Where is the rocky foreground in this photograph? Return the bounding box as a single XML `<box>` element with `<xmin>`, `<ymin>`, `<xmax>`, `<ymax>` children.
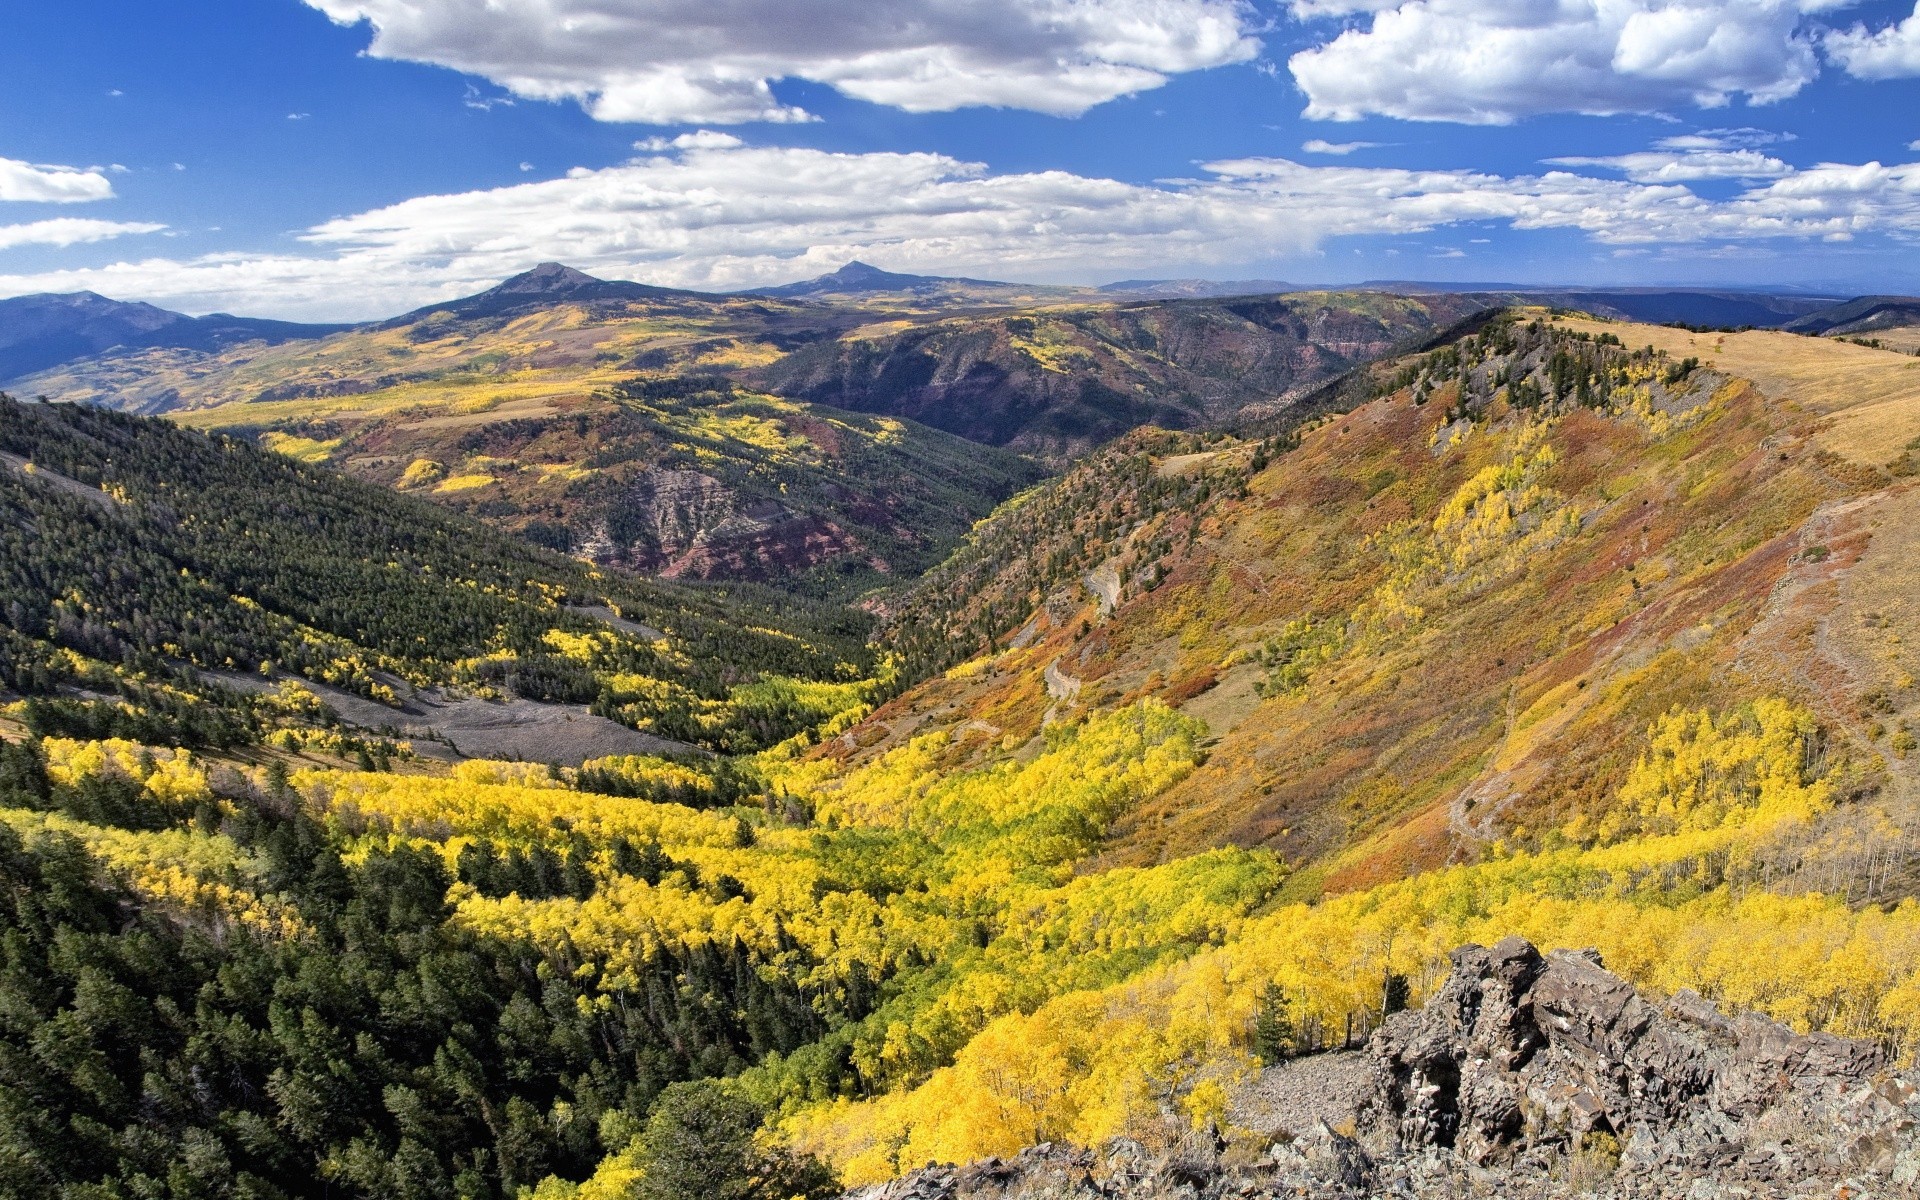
<box><xmin>844</xmin><ymin>938</ymin><xmax>1920</xmax><ymax>1199</ymax></box>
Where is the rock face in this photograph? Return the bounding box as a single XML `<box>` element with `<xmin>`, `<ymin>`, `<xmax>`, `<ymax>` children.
<box><xmin>841</xmin><ymin>938</ymin><xmax>1920</xmax><ymax>1200</ymax></box>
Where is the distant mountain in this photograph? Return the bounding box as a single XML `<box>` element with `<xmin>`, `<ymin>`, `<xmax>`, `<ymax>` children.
<box><xmin>0</xmin><ymin>292</ymin><xmax>347</xmax><ymax>384</ymax></box>
<box><xmin>1098</xmin><ymin>278</ymin><xmax>1297</xmax><ymax>300</ymax></box>
<box><xmin>1349</xmin><ymin>283</ymin><xmax>1843</xmax><ymax>329</ymax></box>
<box><xmin>379</xmin><ymin>262</ymin><xmax>708</xmax><ymax>328</ymax></box>
<box><xmin>1782</xmin><ymin>294</ymin><xmax>1920</xmax><ymax>336</ymax></box>
<box><xmin>751</xmin><ymin>260</ymin><xmax>1096</xmax><ymax>309</ymax></box>
<box><xmin>755</xmin><ymin>261</ymin><xmax>983</xmax><ymax>298</ymax></box>
<box><xmin>1516</xmin><ymin>288</ymin><xmax>1841</xmax><ymax>329</ymax></box>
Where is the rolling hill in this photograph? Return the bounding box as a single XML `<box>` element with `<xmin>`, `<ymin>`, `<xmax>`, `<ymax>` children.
<box><xmin>753</xmin><ymin>290</ymin><xmax>1490</xmax><ymax>459</ymax></box>
<box><xmin>3</xmin><ymin>268</ymin><xmax>1047</xmax><ymax>597</ymax></box>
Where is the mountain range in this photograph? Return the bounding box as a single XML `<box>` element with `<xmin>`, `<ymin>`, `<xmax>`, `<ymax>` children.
<box><xmin>5</xmin><ymin>264</ymin><xmax>1915</xmax><ymax>600</ymax></box>
<box><xmin>0</xmin><ymin>290</ymin><xmax>348</xmax><ymax>382</ymax></box>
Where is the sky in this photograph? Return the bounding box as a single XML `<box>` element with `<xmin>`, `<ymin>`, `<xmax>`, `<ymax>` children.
<box><xmin>3</xmin><ymin>0</ymin><xmax>1920</xmax><ymax>320</ymax></box>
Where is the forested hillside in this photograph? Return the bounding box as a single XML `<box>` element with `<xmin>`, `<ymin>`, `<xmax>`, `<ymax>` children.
<box><xmin>7</xmin><ymin>307</ymin><xmax>1920</xmax><ymax>1200</ymax></box>
<box><xmin>0</xmin><ymin>396</ymin><xmax>868</xmax><ymax>754</ymax></box>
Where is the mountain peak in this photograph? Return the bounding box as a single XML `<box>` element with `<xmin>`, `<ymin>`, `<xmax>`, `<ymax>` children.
<box><xmin>825</xmin><ymin>261</ymin><xmax>897</xmax><ymax>282</ymax></box>
<box><xmin>492</xmin><ymin>262</ymin><xmax>606</xmax><ymax>295</ymax></box>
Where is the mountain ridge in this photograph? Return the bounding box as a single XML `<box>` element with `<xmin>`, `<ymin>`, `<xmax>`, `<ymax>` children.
<box><xmin>0</xmin><ymin>290</ymin><xmax>349</xmax><ymax>382</ymax></box>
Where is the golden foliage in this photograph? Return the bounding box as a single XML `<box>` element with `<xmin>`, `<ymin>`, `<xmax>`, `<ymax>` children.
<box><xmin>789</xmin><ymin>698</ymin><xmax>1920</xmax><ymax>1184</ymax></box>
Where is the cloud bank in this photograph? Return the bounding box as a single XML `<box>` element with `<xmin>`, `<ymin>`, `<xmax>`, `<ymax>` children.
<box><xmin>1287</xmin><ymin>0</ymin><xmax>1853</xmax><ymax>124</ymax></box>
<box><xmin>6</xmin><ymin>138</ymin><xmax>1920</xmax><ymax>321</ymax></box>
<box><xmin>302</xmin><ymin>0</ymin><xmax>1259</xmax><ymax>123</ymax></box>
<box><xmin>0</xmin><ymin>219</ymin><xmax>165</xmax><ymax>251</ymax></box>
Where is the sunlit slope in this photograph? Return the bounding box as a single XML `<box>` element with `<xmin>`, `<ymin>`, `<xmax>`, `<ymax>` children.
<box><xmin>17</xmin><ymin>292</ymin><xmax>856</xmax><ymax>422</ymax></box>
<box><xmin>841</xmin><ymin>311</ymin><xmax>1920</xmax><ymax>895</ymax></box>
<box><xmin>256</xmin><ymin>381</ymin><xmax>1043</xmax><ymax>597</ymax></box>
<box><xmin>11</xmin><ymin>279</ymin><xmax>1041</xmax><ymax>596</ymax></box>
<box><xmin>1556</xmin><ymin>315</ymin><xmax>1920</xmax><ymax>466</ymax></box>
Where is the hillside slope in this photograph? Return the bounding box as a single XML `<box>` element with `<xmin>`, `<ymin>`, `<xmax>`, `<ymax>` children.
<box><xmin>286</xmin><ymin>377</ymin><xmax>1045</xmax><ymax>596</ymax></box>
<box><xmin>752</xmin><ymin>292</ymin><xmax>1487</xmax><ymax>460</ymax></box>
<box><xmin>844</xmin><ymin>310</ymin><xmax>1920</xmax><ymax>893</ymax></box>
<box><xmin>0</xmin><ymin>396</ymin><xmax>868</xmax><ymax>756</ymax></box>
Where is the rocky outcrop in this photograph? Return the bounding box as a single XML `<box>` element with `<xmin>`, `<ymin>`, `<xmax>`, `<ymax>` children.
<box><xmin>841</xmin><ymin>938</ymin><xmax>1920</xmax><ymax>1200</ymax></box>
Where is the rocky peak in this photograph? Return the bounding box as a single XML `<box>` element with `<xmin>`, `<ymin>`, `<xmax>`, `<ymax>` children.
<box><xmin>842</xmin><ymin>938</ymin><xmax>1920</xmax><ymax>1199</ymax></box>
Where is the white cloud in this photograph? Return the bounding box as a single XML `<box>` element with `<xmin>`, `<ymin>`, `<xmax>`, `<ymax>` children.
<box><xmin>6</xmin><ymin>139</ymin><xmax>1920</xmax><ymax>321</ymax></box>
<box><xmin>1546</xmin><ymin>147</ymin><xmax>1793</xmax><ymax>182</ymax></box>
<box><xmin>0</xmin><ymin>219</ymin><xmax>165</xmax><ymax>251</ymax></box>
<box><xmin>1656</xmin><ymin>127</ymin><xmax>1793</xmax><ymax>150</ymax></box>
<box><xmin>1288</xmin><ymin>0</ymin><xmax>1847</xmax><ymax>124</ymax></box>
<box><xmin>0</xmin><ymin>158</ymin><xmax>116</xmax><ymax>204</ymax></box>
<box><xmin>1827</xmin><ymin>3</ymin><xmax>1920</xmax><ymax>77</ymax></box>
<box><xmin>1301</xmin><ymin>139</ymin><xmax>1382</xmax><ymax>155</ymax></box>
<box><xmin>302</xmin><ymin>0</ymin><xmax>1260</xmax><ymax>124</ymax></box>
<box><xmin>287</xmin><ymin>112</ymin><xmax>311</xmax><ymax>121</ymax></box>
<box><xmin>635</xmin><ymin>130</ymin><xmax>744</xmax><ymax>152</ymax></box>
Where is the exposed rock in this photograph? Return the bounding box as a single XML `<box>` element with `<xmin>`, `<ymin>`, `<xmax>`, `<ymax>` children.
<box><xmin>841</xmin><ymin>938</ymin><xmax>1920</xmax><ymax>1200</ymax></box>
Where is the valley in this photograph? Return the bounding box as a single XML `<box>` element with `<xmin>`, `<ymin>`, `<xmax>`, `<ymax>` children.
<box><xmin>5</xmin><ymin>270</ymin><xmax>1920</xmax><ymax>1199</ymax></box>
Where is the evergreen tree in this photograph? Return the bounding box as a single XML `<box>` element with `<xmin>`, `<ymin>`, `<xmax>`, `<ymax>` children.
<box><xmin>1252</xmin><ymin>980</ymin><xmax>1295</xmax><ymax>1066</ymax></box>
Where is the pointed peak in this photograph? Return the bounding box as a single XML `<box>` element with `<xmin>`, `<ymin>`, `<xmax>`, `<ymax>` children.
<box><xmin>828</xmin><ymin>261</ymin><xmax>893</xmax><ymax>280</ymax></box>
<box><xmin>493</xmin><ymin>262</ymin><xmax>605</xmax><ymax>295</ymax></box>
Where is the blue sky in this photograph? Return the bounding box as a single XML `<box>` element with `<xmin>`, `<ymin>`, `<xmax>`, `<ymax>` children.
<box><xmin>3</xmin><ymin>0</ymin><xmax>1920</xmax><ymax>319</ymax></box>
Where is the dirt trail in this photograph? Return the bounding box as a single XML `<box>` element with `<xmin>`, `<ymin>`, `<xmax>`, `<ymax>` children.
<box><xmin>1042</xmin><ymin>657</ymin><xmax>1083</xmax><ymax>728</ymax></box>
<box><xmin>1083</xmin><ymin>562</ymin><xmax>1121</xmax><ymax>617</ymax></box>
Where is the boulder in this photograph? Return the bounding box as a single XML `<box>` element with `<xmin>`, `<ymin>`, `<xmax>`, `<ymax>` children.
<box><xmin>838</xmin><ymin>938</ymin><xmax>1918</xmax><ymax>1200</ymax></box>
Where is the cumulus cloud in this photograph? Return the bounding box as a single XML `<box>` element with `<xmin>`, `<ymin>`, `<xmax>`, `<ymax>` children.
<box><xmin>302</xmin><ymin>0</ymin><xmax>1259</xmax><ymax>124</ymax></box>
<box><xmin>1548</xmin><ymin>127</ymin><xmax>1799</xmax><ymax>181</ymax></box>
<box><xmin>1826</xmin><ymin>3</ymin><xmax>1920</xmax><ymax>76</ymax></box>
<box><xmin>1547</xmin><ymin>148</ymin><xmax>1793</xmax><ymax>181</ymax></box>
<box><xmin>635</xmin><ymin>130</ymin><xmax>745</xmax><ymax>152</ymax></box>
<box><xmin>1301</xmin><ymin>139</ymin><xmax>1383</xmax><ymax>154</ymax></box>
<box><xmin>1288</xmin><ymin>0</ymin><xmax>1850</xmax><ymax>124</ymax></box>
<box><xmin>0</xmin><ymin>158</ymin><xmax>116</xmax><ymax>204</ymax></box>
<box><xmin>5</xmin><ymin>139</ymin><xmax>1919</xmax><ymax>320</ymax></box>
<box><xmin>0</xmin><ymin>219</ymin><xmax>165</xmax><ymax>251</ymax></box>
